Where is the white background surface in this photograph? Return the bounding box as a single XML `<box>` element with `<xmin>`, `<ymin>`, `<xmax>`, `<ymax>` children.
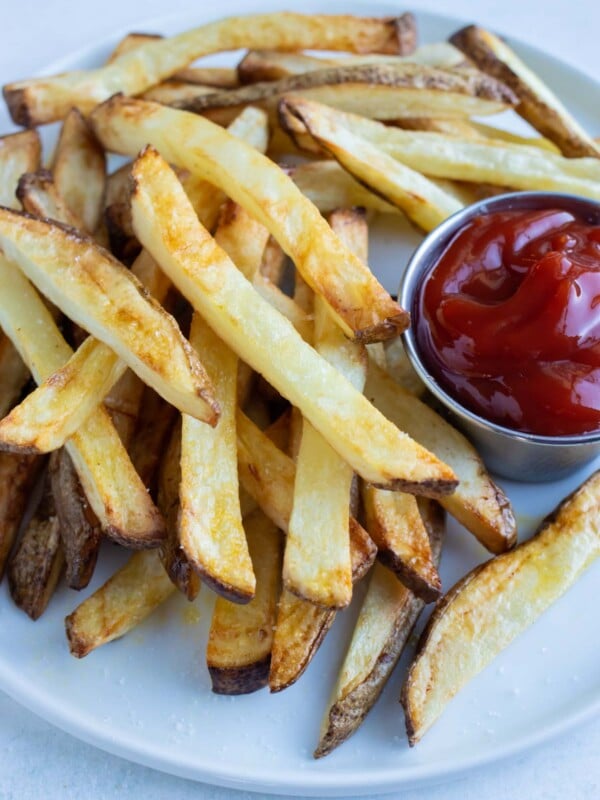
<box><xmin>0</xmin><ymin>1</ymin><xmax>599</xmax><ymax>798</ymax></box>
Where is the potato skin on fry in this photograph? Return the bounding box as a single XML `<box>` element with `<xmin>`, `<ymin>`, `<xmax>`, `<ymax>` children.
<box><xmin>401</xmin><ymin>470</ymin><xmax>600</xmax><ymax>745</ymax></box>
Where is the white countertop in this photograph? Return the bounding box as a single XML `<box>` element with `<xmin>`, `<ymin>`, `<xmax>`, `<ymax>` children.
<box><xmin>1</xmin><ymin>1</ymin><xmax>599</xmax><ymax>798</ymax></box>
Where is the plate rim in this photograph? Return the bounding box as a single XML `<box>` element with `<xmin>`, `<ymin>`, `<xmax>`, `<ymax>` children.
<box><xmin>1</xmin><ymin>3</ymin><xmax>600</xmax><ymax>795</ymax></box>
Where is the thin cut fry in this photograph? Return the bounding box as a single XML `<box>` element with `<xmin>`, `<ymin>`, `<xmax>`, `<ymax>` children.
<box><xmin>5</xmin><ymin>12</ymin><xmax>416</xmax><ymax>125</ymax></box>
<box><xmin>128</xmin><ymin>146</ymin><xmax>456</xmax><ymax>493</ymax></box>
<box><xmin>289</xmin><ymin>161</ymin><xmax>396</xmax><ymax>214</ymax></box>
<box><xmin>91</xmin><ymin>96</ymin><xmax>409</xmax><ymax>343</ymax></box>
<box><xmin>65</xmin><ymin>549</ymin><xmax>175</xmax><ymax>658</ymax></box>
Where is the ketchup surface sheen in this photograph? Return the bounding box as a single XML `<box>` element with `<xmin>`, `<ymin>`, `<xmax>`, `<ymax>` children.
<box><xmin>415</xmin><ymin>208</ymin><xmax>600</xmax><ymax>435</ymax></box>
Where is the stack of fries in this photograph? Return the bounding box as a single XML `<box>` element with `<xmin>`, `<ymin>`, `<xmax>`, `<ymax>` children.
<box><xmin>0</xmin><ymin>10</ymin><xmax>599</xmax><ymax>756</ymax></box>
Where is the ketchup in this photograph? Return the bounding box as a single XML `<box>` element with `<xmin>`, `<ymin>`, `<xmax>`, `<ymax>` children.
<box><xmin>415</xmin><ymin>208</ymin><xmax>600</xmax><ymax>436</ymax></box>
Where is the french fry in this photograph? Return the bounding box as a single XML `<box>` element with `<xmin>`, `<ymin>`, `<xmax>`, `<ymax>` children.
<box><xmin>129</xmin><ymin>386</ymin><xmax>178</xmax><ymax>491</ymax></box>
<box><xmin>52</xmin><ymin>108</ymin><xmax>106</xmax><ymax>233</ymax></box>
<box><xmin>7</xmin><ymin>469</ymin><xmax>64</xmax><ymax>620</ymax></box>
<box><xmin>0</xmin><ymin>247</ymin><xmax>172</xmax><ymax>454</ymax></box>
<box><xmin>315</xmin><ymin>499</ymin><xmax>444</xmax><ymax>757</ymax></box>
<box><xmin>270</xmin><ymin>518</ymin><xmax>377</xmax><ymax>693</ymax></box>
<box><xmin>142</xmin><ymin>81</ymin><xmax>214</xmax><ymax>106</ymax></box>
<box><xmin>17</xmin><ymin>169</ymin><xmax>83</xmax><ymax>229</ymax></box>
<box><xmin>259</xmin><ymin>236</ymin><xmax>287</xmax><ymax>285</ymax></box>
<box><xmin>0</xmin><ymin>254</ymin><xmax>164</xmax><ymax>547</ymax></box>
<box><xmin>91</xmin><ymin>96</ymin><xmax>409</xmax><ymax>343</ymax></box>
<box><xmin>402</xmin><ymin>471</ymin><xmax>600</xmax><ymax>745</ymax></box>
<box><xmin>129</xmin><ymin>146</ymin><xmax>456</xmax><ymax>493</ymax></box>
<box><xmin>214</xmin><ymin>200</ymin><xmax>270</xmax><ymax>280</ymax></box>
<box><xmin>49</xmin><ymin>449</ymin><xmax>101</xmax><ymax>590</ymax></box>
<box><xmin>0</xmin><ymin>129</ymin><xmax>40</xmax><ymax>208</ymax></box>
<box><xmin>362</xmin><ymin>486</ymin><xmax>440</xmax><ymax>601</ymax></box>
<box><xmin>284</xmin><ymin>209</ymin><xmax>368</xmax><ymax>609</ymax></box>
<box><xmin>365</xmin><ymin>359</ymin><xmax>516</xmax><ymax>554</ymax></box>
<box><xmin>0</xmin><ymin>130</ymin><xmax>41</xmax><ymax>411</ymax></box>
<box><xmin>179</xmin><ymin>63</ymin><xmax>517</xmax><ymax>121</ymax></box>
<box><xmin>289</xmin><ymin>161</ymin><xmax>396</xmax><ymax>215</ymax></box>
<box><xmin>5</xmin><ymin>12</ymin><xmax>416</xmax><ymax>125</ymax></box>
<box><xmin>450</xmin><ymin>25</ymin><xmax>600</xmax><ymax>158</ymax></box>
<box><xmin>157</xmin><ymin>421</ymin><xmax>201</xmax><ymax>601</ymax></box>
<box><xmin>180</xmin><ymin>314</ymin><xmax>255</xmax><ymax>603</ymax></box>
<box><xmin>107</xmin><ymin>31</ymin><xmax>240</xmax><ymax>87</ymax></box>
<box><xmin>65</xmin><ymin>549</ymin><xmax>175</xmax><ymax>658</ymax></box>
<box><xmin>282</xmin><ymin>106</ymin><xmax>600</xmax><ymax>198</ymax></box>
<box><xmin>383</xmin><ymin>337</ymin><xmax>425</xmax><ymax>397</ymax></box>
<box><xmin>281</xmin><ymin>97</ymin><xmax>462</xmax><ymax>231</ymax></box>
<box><xmin>237</xmin><ymin>42</ymin><xmax>467</xmax><ymax>83</ymax></box>
<box><xmin>206</xmin><ymin>509</ymin><xmax>282</xmax><ymax>694</ymax></box>
<box><xmin>0</xmin><ymin>451</ymin><xmax>45</xmax><ymax>578</ymax></box>
<box><xmin>0</xmin><ymin>208</ymin><xmax>219</xmax><ymax>423</ymax></box>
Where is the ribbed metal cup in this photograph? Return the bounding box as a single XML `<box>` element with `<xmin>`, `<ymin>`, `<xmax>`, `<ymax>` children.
<box><xmin>399</xmin><ymin>191</ymin><xmax>600</xmax><ymax>482</ymax></box>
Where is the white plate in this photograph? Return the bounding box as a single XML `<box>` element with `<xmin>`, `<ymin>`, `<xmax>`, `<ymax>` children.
<box><xmin>1</xmin><ymin>1</ymin><xmax>600</xmax><ymax>795</ymax></box>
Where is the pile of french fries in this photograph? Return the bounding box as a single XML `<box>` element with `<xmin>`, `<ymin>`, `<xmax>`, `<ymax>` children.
<box><xmin>0</xmin><ymin>9</ymin><xmax>599</xmax><ymax>757</ymax></box>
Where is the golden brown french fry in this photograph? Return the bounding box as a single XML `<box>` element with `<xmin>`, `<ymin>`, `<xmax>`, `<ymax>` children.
<box><xmin>179</xmin><ymin>63</ymin><xmax>516</xmax><ymax>121</ymax></box>
<box><xmin>0</xmin><ymin>255</ymin><xmax>164</xmax><ymax>547</ymax></box>
<box><xmin>450</xmin><ymin>25</ymin><xmax>600</xmax><ymax>158</ymax></box>
<box><xmin>181</xmin><ymin>106</ymin><xmax>270</xmax><ymax>234</ymax></box>
<box><xmin>49</xmin><ymin>449</ymin><xmax>101</xmax><ymax>591</ymax></box>
<box><xmin>91</xmin><ymin>96</ymin><xmax>409</xmax><ymax>343</ymax></box>
<box><xmin>156</xmin><ymin>421</ymin><xmax>201</xmax><ymax>601</ymax></box>
<box><xmin>5</xmin><ymin>12</ymin><xmax>416</xmax><ymax>125</ymax></box>
<box><xmin>7</xmin><ymin>469</ymin><xmax>64</xmax><ymax>620</ymax></box>
<box><xmin>180</xmin><ymin>314</ymin><xmax>254</xmax><ymax>603</ymax></box>
<box><xmin>402</xmin><ymin>471</ymin><xmax>600</xmax><ymax>745</ymax></box>
<box><xmin>0</xmin><ymin>248</ymin><xmax>172</xmax><ymax>454</ymax></box>
<box><xmin>289</xmin><ymin>161</ymin><xmax>396</xmax><ymax>215</ymax></box>
<box><xmin>0</xmin><ymin>129</ymin><xmax>41</xmax><ymax>208</ymax></box>
<box><xmin>0</xmin><ymin>451</ymin><xmax>45</xmax><ymax>579</ymax></box>
<box><xmin>0</xmin><ymin>208</ymin><xmax>219</xmax><ymax>423</ymax></box>
<box><xmin>365</xmin><ymin>359</ymin><xmax>516</xmax><ymax>554</ymax></box>
<box><xmin>0</xmin><ymin>336</ymin><xmax>123</xmax><ymax>454</ymax></box>
<box><xmin>284</xmin><ymin>209</ymin><xmax>368</xmax><ymax>609</ymax></box>
<box><xmin>65</xmin><ymin>549</ymin><xmax>175</xmax><ymax>658</ymax></box>
<box><xmin>315</xmin><ymin>499</ymin><xmax>444</xmax><ymax>757</ymax></box>
<box><xmin>362</xmin><ymin>486</ymin><xmax>440</xmax><ymax>601</ymax></box>
<box><xmin>52</xmin><ymin>108</ymin><xmax>106</xmax><ymax>232</ymax></box>
<box><xmin>281</xmin><ymin>97</ymin><xmax>462</xmax><ymax>231</ymax></box>
<box><xmin>270</xmin><ymin>517</ymin><xmax>377</xmax><ymax>693</ymax></box>
<box><xmin>107</xmin><ymin>31</ymin><xmax>240</xmax><ymax>87</ymax></box>
<box><xmin>283</xmin><ymin>107</ymin><xmax>600</xmax><ymax>198</ymax></box>
<box><xmin>206</xmin><ymin>509</ymin><xmax>282</xmax><ymax>694</ymax></box>
<box><xmin>259</xmin><ymin>236</ymin><xmax>287</xmax><ymax>285</ymax></box>
<box><xmin>129</xmin><ymin>146</ymin><xmax>456</xmax><ymax>493</ymax></box>
<box><xmin>237</xmin><ymin>42</ymin><xmax>466</xmax><ymax>83</ymax></box>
